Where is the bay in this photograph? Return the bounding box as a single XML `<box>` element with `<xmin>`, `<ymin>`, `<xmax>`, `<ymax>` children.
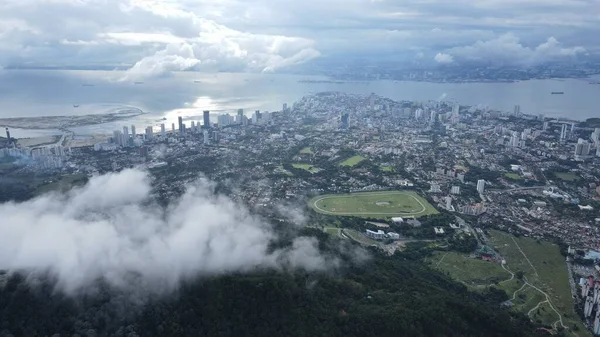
<box><xmin>0</xmin><ymin>69</ymin><xmax>598</xmax><ymax>138</ymax></box>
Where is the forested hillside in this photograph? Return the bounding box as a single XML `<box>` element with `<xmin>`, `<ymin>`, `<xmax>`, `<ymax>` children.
<box><xmin>0</xmin><ymin>232</ymin><xmax>534</xmax><ymax>337</ymax></box>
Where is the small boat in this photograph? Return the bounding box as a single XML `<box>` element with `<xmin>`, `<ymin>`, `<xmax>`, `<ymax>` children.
<box><xmin>73</xmin><ymin>104</ymin><xmax>80</xmax><ymax>108</ymax></box>
<box><xmin>134</xmin><ymin>82</ymin><xmax>144</xmax><ymax>85</ymax></box>
<box><xmin>194</xmin><ymin>80</ymin><xmax>202</xmax><ymax>83</ymax></box>
<box><xmin>551</xmin><ymin>92</ymin><xmax>564</xmax><ymax>95</ymax></box>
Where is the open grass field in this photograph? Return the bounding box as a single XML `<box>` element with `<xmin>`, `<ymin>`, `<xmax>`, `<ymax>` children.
<box><xmin>299</xmin><ymin>147</ymin><xmax>313</xmax><ymax>154</ymax></box>
<box><xmin>310</xmin><ymin>190</ymin><xmax>438</xmax><ymax>219</ymax></box>
<box><xmin>380</xmin><ymin>166</ymin><xmax>395</xmax><ymax>172</ymax></box>
<box><xmin>504</xmin><ymin>173</ymin><xmax>522</xmax><ymax>180</ymax></box>
<box><xmin>429</xmin><ymin>251</ymin><xmax>511</xmax><ymax>286</ymax></box>
<box><xmin>324</xmin><ymin>227</ymin><xmax>340</xmax><ymax>236</ymax></box>
<box><xmin>488</xmin><ymin>230</ymin><xmax>588</xmax><ymax>335</ymax></box>
<box><xmin>34</xmin><ymin>174</ymin><xmax>88</xmax><ymax>196</ymax></box>
<box><xmin>339</xmin><ymin>155</ymin><xmax>366</xmax><ymax>167</ymax></box>
<box><xmin>292</xmin><ymin>163</ymin><xmax>322</xmax><ymax>173</ymax></box>
<box><xmin>553</xmin><ymin>172</ymin><xmax>581</xmax><ymax>181</ymax></box>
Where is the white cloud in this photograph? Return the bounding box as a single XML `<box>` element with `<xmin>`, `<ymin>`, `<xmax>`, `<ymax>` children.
<box><xmin>434</xmin><ymin>52</ymin><xmax>454</xmax><ymax>64</ymax></box>
<box><xmin>445</xmin><ymin>33</ymin><xmax>586</xmax><ymax>65</ymax></box>
<box><xmin>0</xmin><ymin>0</ymin><xmax>597</xmax><ymax>70</ymax></box>
<box><xmin>0</xmin><ymin>169</ymin><xmax>341</xmax><ymax>295</ymax></box>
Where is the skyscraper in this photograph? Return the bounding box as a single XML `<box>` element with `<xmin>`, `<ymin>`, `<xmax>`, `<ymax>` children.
<box><xmin>5</xmin><ymin>128</ymin><xmax>10</xmax><ymax>145</ymax></box>
<box><xmin>252</xmin><ymin>110</ymin><xmax>261</xmax><ymax>124</ymax></box>
<box><xmin>430</xmin><ymin>111</ymin><xmax>437</xmax><ymax>125</ymax></box>
<box><xmin>237</xmin><ymin>109</ymin><xmax>244</xmax><ymax>123</ymax></box>
<box><xmin>122</xmin><ymin>126</ymin><xmax>129</xmax><ymax>146</ymax></box>
<box><xmin>172</xmin><ymin>123</ymin><xmax>175</xmax><ymax>132</ymax></box>
<box><xmin>513</xmin><ymin>105</ymin><xmax>521</xmax><ymax>116</ymax></box>
<box><xmin>203</xmin><ymin>110</ymin><xmax>210</xmax><ymax>128</ymax></box>
<box><xmin>145</xmin><ymin>126</ymin><xmax>153</xmax><ymax>140</ymax></box>
<box><xmin>560</xmin><ymin>124</ymin><xmax>568</xmax><ymax>140</ymax></box>
<box><xmin>369</xmin><ymin>93</ymin><xmax>375</xmax><ymax>110</ymax></box>
<box><xmin>160</xmin><ymin>123</ymin><xmax>166</xmax><ymax>137</ymax></box>
<box><xmin>477</xmin><ymin>180</ymin><xmax>485</xmax><ymax>194</ymax></box>
<box><xmin>178</xmin><ymin>116</ymin><xmax>184</xmax><ymax>134</ymax></box>
<box><xmin>282</xmin><ymin>103</ymin><xmax>288</xmax><ymax>112</ymax></box>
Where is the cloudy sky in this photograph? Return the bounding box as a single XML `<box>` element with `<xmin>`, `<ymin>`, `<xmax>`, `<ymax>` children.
<box><xmin>0</xmin><ymin>0</ymin><xmax>596</xmax><ymax>75</ymax></box>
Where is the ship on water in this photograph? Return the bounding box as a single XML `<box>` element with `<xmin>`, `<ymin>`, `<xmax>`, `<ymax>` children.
<box><xmin>73</xmin><ymin>104</ymin><xmax>80</xmax><ymax>108</ymax></box>
<box><xmin>551</xmin><ymin>91</ymin><xmax>564</xmax><ymax>94</ymax></box>
<box><xmin>134</xmin><ymin>82</ymin><xmax>144</xmax><ymax>85</ymax></box>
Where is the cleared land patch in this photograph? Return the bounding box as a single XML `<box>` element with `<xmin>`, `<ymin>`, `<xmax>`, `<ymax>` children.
<box><xmin>488</xmin><ymin>230</ymin><xmax>588</xmax><ymax>335</ymax></box>
<box><xmin>310</xmin><ymin>190</ymin><xmax>437</xmax><ymax>218</ymax></box>
<box><xmin>430</xmin><ymin>251</ymin><xmax>511</xmax><ymax>286</ymax></box>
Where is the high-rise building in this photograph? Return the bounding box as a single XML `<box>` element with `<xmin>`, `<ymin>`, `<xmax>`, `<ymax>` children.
<box><xmin>543</xmin><ymin>122</ymin><xmax>549</xmax><ymax>131</ymax></box>
<box><xmin>560</xmin><ymin>124</ymin><xmax>568</xmax><ymax>140</ymax></box>
<box><xmin>5</xmin><ymin>128</ymin><xmax>10</xmax><ymax>145</ymax></box>
<box><xmin>283</xmin><ymin>103</ymin><xmax>288</xmax><ymax>112</ymax></box>
<box><xmin>203</xmin><ymin>130</ymin><xmax>210</xmax><ymax>145</ymax></box>
<box><xmin>172</xmin><ymin>123</ymin><xmax>175</xmax><ymax>132</ymax></box>
<box><xmin>237</xmin><ymin>109</ymin><xmax>244</xmax><ymax>123</ymax></box>
<box><xmin>369</xmin><ymin>93</ymin><xmax>375</xmax><ymax>110</ymax></box>
<box><xmin>213</xmin><ymin>130</ymin><xmax>219</xmax><ymax>142</ymax></box>
<box><xmin>451</xmin><ymin>186</ymin><xmax>460</xmax><ymax>195</ymax></box>
<box><xmin>203</xmin><ymin>110</ymin><xmax>210</xmax><ymax>128</ymax></box>
<box><xmin>252</xmin><ymin>110</ymin><xmax>261</xmax><ymax>124</ymax></box>
<box><xmin>145</xmin><ymin>126</ymin><xmax>153</xmax><ymax>140</ymax></box>
<box><xmin>510</xmin><ymin>131</ymin><xmax>520</xmax><ymax>147</ymax></box>
<box><xmin>429</xmin><ymin>111</ymin><xmax>437</xmax><ymax>125</ymax></box>
<box><xmin>160</xmin><ymin>123</ymin><xmax>166</xmax><ymax>137</ymax></box>
<box><xmin>113</xmin><ymin>130</ymin><xmax>123</xmax><ymax>146</ymax></box>
<box><xmin>178</xmin><ymin>116</ymin><xmax>184</xmax><ymax>134</ymax></box>
<box><xmin>575</xmin><ymin>138</ymin><xmax>591</xmax><ymax>157</ymax></box>
<box><xmin>340</xmin><ymin>112</ymin><xmax>349</xmax><ymax>129</ymax></box>
<box><xmin>122</xmin><ymin>126</ymin><xmax>129</xmax><ymax>146</ymax></box>
<box><xmin>513</xmin><ymin>105</ymin><xmax>521</xmax><ymax>116</ymax></box>
<box><xmin>591</xmin><ymin>128</ymin><xmax>600</xmax><ymax>143</ymax></box>
<box><xmin>477</xmin><ymin>179</ymin><xmax>485</xmax><ymax>194</ymax></box>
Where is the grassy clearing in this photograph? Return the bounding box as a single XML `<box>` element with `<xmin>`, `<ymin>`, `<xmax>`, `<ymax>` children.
<box><xmin>275</xmin><ymin>166</ymin><xmax>293</xmax><ymax>176</ymax></box>
<box><xmin>553</xmin><ymin>172</ymin><xmax>580</xmax><ymax>181</ymax></box>
<box><xmin>310</xmin><ymin>190</ymin><xmax>438</xmax><ymax>219</ymax></box>
<box><xmin>34</xmin><ymin>174</ymin><xmax>88</xmax><ymax>196</ymax></box>
<box><xmin>324</xmin><ymin>227</ymin><xmax>340</xmax><ymax>235</ymax></box>
<box><xmin>431</xmin><ymin>251</ymin><xmax>511</xmax><ymax>286</ymax></box>
<box><xmin>488</xmin><ymin>230</ymin><xmax>588</xmax><ymax>335</ymax></box>
<box><xmin>504</xmin><ymin>172</ymin><xmax>521</xmax><ymax>180</ymax></box>
<box><xmin>380</xmin><ymin>166</ymin><xmax>395</xmax><ymax>172</ymax></box>
<box><xmin>292</xmin><ymin>163</ymin><xmax>322</xmax><ymax>173</ymax></box>
<box><xmin>299</xmin><ymin>147</ymin><xmax>313</xmax><ymax>154</ymax></box>
<box><xmin>339</xmin><ymin>155</ymin><xmax>366</xmax><ymax>167</ymax></box>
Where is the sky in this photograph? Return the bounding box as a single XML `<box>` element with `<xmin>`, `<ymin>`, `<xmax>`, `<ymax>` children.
<box><xmin>0</xmin><ymin>0</ymin><xmax>597</xmax><ymax>77</ymax></box>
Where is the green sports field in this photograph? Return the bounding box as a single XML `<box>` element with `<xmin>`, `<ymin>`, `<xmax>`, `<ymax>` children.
<box><xmin>310</xmin><ymin>190</ymin><xmax>437</xmax><ymax>218</ymax></box>
<box><xmin>339</xmin><ymin>155</ymin><xmax>366</xmax><ymax>167</ymax></box>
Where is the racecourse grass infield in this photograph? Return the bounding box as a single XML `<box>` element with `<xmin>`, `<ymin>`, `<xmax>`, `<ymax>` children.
<box><xmin>310</xmin><ymin>190</ymin><xmax>437</xmax><ymax>218</ymax></box>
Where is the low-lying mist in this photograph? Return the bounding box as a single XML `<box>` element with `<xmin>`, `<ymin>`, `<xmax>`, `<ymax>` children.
<box><xmin>0</xmin><ymin>169</ymin><xmax>344</xmax><ymax>295</ymax></box>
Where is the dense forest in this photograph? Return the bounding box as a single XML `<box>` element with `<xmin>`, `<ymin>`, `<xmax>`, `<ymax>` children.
<box><xmin>0</xmin><ymin>230</ymin><xmax>536</xmax><ymax>337</ymax></box>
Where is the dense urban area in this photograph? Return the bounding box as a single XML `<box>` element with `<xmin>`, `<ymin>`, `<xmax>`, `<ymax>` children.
<box><xmin>2</xmin><ymin>92</ymin><xmax>600</xmax><ymax>336</ymax></box>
